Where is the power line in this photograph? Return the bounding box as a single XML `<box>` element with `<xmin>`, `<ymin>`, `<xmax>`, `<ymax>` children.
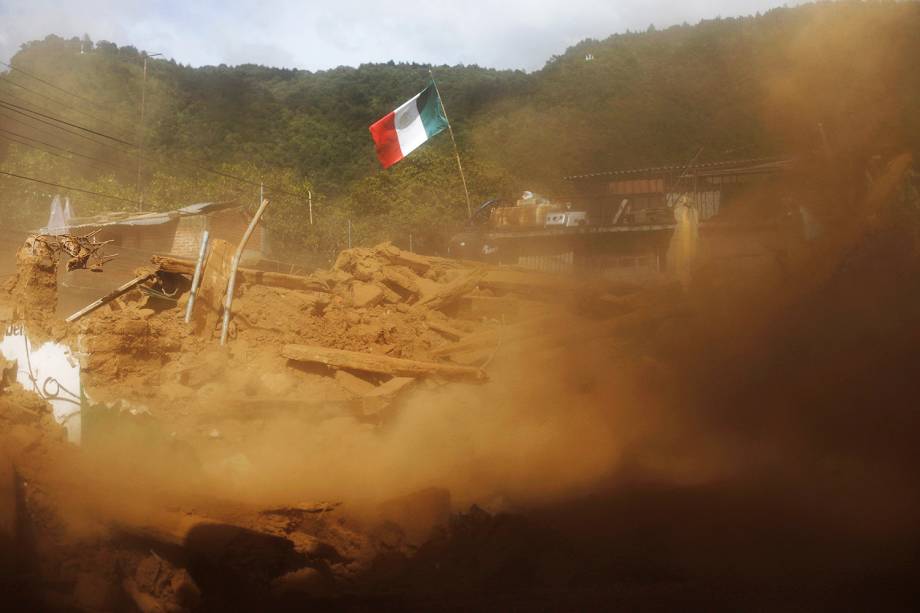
<box><xmin>0</xmin><ymin>107</ymin><xmax>281</xmax><ymax>203</ymax></box>
<box><xmin>0</xmin><ymin>76</ymin><xmax>132</xmax><ymax>139</ymax></box>
<box><xmin>0</xmin><ymin>160</ymin><xmax>254</xmax><ymax>213</ymax></box>
<box><xmin>0</xmin><ymin>100</ymin><xmax>136</xmax><ymax>153</ymax></box>
<box><xmin>0</xmin><ymin>169</ymin><xmax>143</xmax><ymax>205</ymax></box>
<box><xmin>0</xmin><ymin>59</ymin><xmax>117</xmax><ymax>116</ymax></box>
<box><xmin>0</xmin><ymin>133</ymin><xmax>117</xmax><ymax>174</ymax></box>
<box><xmin>0</xmin><ymin>97</ymin><xmax>306</xmax><ymax>201</ymax></box>
<box><xmin>0</xmin><ymin>123</ymin><xmax>265</xmax><ymax>209</ymax></box>
<box><xmin>0</xmin><ymin>90</ymin><xmax>310</xmax><ymax>203</ymax></box>
<box><xmin>0</xmin><ymin>108</ymin><xmax>111</xmax><ymax>156</ymax></box>
<box><xmin>0</xmin><ymin>124</ymin><xmax>130</xmax><ymax>169</ymax></box>
<box><xmin>0</xmin><ymin>109</ymin><xmax>137</xmax><ymax>175</ymax></box>
<box><xmin>0</xmin><ymin>127</ymin><xmax>135</xmax><ymax>173</ymax></box>
<box><xmin>0</xmin><ymin>97</ymin><xmax>136</xmax><ymax>147</ymax></box>
<box><xmin>0</xmin><ymin>101</ymin><xmax>137</xmax><ymax>158</ymax></box>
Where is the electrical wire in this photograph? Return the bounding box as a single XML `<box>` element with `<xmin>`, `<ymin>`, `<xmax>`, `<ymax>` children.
<box><xmin>0</xmin><ymin>169</ymin><xmax>142</xmax><ymax>205</ymax></box>
<box><xmin>0</xmin><ymin>127</ymin><xmax>136</xmax><ymax>173</ymax></box>
<box><xmin>0</xmin><ymin>133</ymin><xmax>117</xmax><ymax>174</ymax></box>
<box><xmin>0</xmin><ymin>77</ymin><xmax>131</xmax><ymax>140</ymax></box>
<box><xmin>0</xmin><ymin>60</ymin><xmax>118</xmax><ymax>115</ymax></box>
<box><xmin>0</xmin><ymin>102</ymin><xmax>135</xmax><ymax>153</ymax></box>
<box><xmin>0</xmin><ymin>97</ymin><xmax>136</xmax><ymax>147</ymax></box>
<box><xmin>1</xmin><ymin>98</ymin><xmax>306</xmax><ymax>201</ymax></box>
<box><xmin>0</xmin><ymin>107</ymin><xmax>109</xmax><ymax>156</ymax></box>
<box><xmin>0</xmin><ymin>73</ymin><xmax>311</xmax><ymax>203</ymax></box>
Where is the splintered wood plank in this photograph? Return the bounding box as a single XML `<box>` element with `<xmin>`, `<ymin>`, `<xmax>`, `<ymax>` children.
<box><xmin>152</xmin><ymin>254</ymin><xmax>330</xmax><ymax>292</ymax></box>
<box><xmin>197</xmin><ymin>238</ymin><xmax>235</xmax><ymax>312</ymax></box>
<box><xmin>364</xmin><ymin>376</ymin><xmax>416</xmax><ymax>399</ymax></box>
<box><xmin>283</xmin><ymin>344</ymin><xmax>487</xmax><ymax>382</ymax></box>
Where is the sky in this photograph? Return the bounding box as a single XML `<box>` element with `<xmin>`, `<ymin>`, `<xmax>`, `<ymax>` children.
<box><xmin>0</xmin><ymin>0</ymin><xmax>799</xmax><ymax>71</ymax></box>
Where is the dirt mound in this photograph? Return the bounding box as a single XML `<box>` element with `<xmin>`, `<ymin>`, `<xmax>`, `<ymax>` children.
<box><xmin>2</xmin><ymin>245</ymin><xmax>58</xmax><ymax>329</ymax></box>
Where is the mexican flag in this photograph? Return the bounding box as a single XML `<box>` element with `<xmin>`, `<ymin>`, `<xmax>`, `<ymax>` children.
<box><xmin>369</xmin><ymin>81</ymin><xmax>448</xmax><ymax>168</ymax></box>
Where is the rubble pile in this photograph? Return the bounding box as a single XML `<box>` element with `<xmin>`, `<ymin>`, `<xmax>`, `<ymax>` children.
<box><xmin>207</xmin><ymin>241</ymin><xmax>536</xmax><ymax>362</ymax></box>
<box><xmin>2</xmin><ymin>152</ymin><xmax>918</xmax><ymax>610</ymax></box>
<box><xmin>77</xmin><ymin>242</ymin><xmax>617</xmax><ymax>398</ymax></box>
<box><xmin>0</xmin><ymin>238</ymin><xmax>684</xmax><ymax>611</ymax></box>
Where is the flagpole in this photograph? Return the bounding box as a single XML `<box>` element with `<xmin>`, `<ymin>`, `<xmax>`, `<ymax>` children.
<box><xmin>429</xmin><ymin>68</ymin><xmax>472</xmax><ymax>218</ymax></box>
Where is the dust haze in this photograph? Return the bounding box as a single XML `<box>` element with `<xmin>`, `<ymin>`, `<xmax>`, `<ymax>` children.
<box><xmin>2</xmin><ymin>3</ymin><xmax>919</xmax><ymax>611</ymax></box>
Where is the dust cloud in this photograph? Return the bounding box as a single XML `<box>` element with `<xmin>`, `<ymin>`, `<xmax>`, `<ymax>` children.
<box><xmin>3</xmin><ymin>6</ymin><xmax>919</xmax><ymax>609</ymax></box>
<box><xmin>213</xmin><ymin>344</ymin><xmax>626</xmax><ymax>509</ymax></box>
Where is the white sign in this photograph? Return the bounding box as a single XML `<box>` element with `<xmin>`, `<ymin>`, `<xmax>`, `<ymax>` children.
<box><xmin>1</xmin><ymin>324</ymin><xmax>82</xmax><ymax>444</ymax></box>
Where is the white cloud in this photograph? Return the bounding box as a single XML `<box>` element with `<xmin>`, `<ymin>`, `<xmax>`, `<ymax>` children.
<box><xmin>0</xmin><ymin>0</ymin><xmax>799</xmax><ymax>71</ymax></box>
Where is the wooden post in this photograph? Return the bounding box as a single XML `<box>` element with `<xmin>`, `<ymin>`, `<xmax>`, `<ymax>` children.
<box><xmin>429</xmin><ymin>70</ymin><xmax>472</xmax><ymax>219</ymax></box>
<box><xmin>184</xmin><ymin>230</ymin><xmax>210</xmax><ymax>323</ymax></box>
<box><xmin>220</xmin><ymin>198</ymin><xmax>269</xmax><ymax>345</ymax></box>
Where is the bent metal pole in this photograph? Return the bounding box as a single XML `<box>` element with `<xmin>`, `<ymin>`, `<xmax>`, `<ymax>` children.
<box><xmin>220</xmin><ymin>198</ymin><xmax>269</xmax><ymax>345</ymax></box>
<box><xmin>184</xmin><ymin>229</ymin><xmax>210</xmax><ymax>323</ymax></box>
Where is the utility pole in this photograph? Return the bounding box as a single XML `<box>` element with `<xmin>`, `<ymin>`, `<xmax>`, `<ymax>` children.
<box><xmin>136</xmin><ymin>52</ymin><xmax>162</xmax><ymax>211</ymax></box>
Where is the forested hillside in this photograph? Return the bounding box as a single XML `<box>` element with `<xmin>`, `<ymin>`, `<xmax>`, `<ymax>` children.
<box><xmin>1</xmin><ymin>1</ymin><xmax>918</xmax><ymax>258</ymax></box>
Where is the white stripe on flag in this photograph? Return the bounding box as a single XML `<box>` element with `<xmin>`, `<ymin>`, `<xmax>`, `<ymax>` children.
<box><xmin>394</xmin><ymin>93</ymin><xmax>428</xmax><ymax>157</ymax></box>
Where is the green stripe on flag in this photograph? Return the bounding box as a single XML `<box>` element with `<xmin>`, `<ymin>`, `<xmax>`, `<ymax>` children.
<box><xmin>417</xmin><ymin>81</ymin><xmax>448</xmax><ymax>139</ymax></box>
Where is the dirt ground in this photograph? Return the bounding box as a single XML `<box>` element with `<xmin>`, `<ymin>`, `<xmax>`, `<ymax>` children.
<box><xmin>2</xmin><ymin>155</ymin><xmax>920</xmax><ymax>611</ymax></box>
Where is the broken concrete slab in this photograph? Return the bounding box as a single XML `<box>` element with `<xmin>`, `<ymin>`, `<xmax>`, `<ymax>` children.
<box><xmin>351</xmin><ymin>282</ymin><xmax>384</xmax><ymax>308</ymax></box>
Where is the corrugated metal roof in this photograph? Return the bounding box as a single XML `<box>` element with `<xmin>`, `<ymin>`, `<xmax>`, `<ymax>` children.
<box><xmin>48</xmin><ymin>200</ymin><xmax>241</xmax><ymax>231</ymax></box>
<box><xmin>563</xmin><ymin>157</ymin><xmax>792</xmax><ymax>181</ymax></box>
<box><xmin>176</xmin><ymin>201</ymin><xmax>241</xmax><ymax>215</ymax></box>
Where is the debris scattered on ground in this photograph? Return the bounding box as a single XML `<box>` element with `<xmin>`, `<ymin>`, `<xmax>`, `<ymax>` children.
<box><xmin>3</xmin><ymin>151</ymin><xmax>916</xmax><ymax>613</ymax></box>
<box><xmin>3</xmin><ymin>236</ymin><xmax>674</xmax><ymax>608</ymax></box>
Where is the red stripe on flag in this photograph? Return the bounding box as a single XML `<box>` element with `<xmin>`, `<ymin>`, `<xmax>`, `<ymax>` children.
<box><xmin>369</xmin><ymin>111</ymin><xmax>403</xmax><ymax>169</ymax></box>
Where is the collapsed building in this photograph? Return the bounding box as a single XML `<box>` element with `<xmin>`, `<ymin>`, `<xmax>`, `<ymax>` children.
<box><xmin>1</xmin><ymin>152</ymin><xmax>917</xmax><ymax>610</ymax></box>
<box><xmin>453</xmin><ymin>157</ymin><xmax>794</xmax><ymax>276</ymax></box>
<box><xmin>1</xmin><ymin>217</ymin><xmax>685</xmax><ymax>609</ymax></box>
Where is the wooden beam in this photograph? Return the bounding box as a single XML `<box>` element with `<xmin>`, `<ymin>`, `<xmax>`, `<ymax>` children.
<box><xmin>424</xmin><ymin>319</ymin><xmax>465</xmax><ymax>341</ymax></box>
<box><xmin>151</xmin><ymin>254</ymin><xmax>330</xmax><ymax>293</ymax></box>
<box><xmin>283</xmin><ymin>344</ymin><xmax>487</xmax><ymax>382</ymax></box>
<box><xmin>64</xmin><ymin>272</ymin><xmax>155</xmax><ymax>322</ymax></box>
<box><xmin>430</xmin><ymin>329</ymin><xmax>501</xmax><ymax>357</ymax></box>
<box><xmin>479</xmin><ymin>269</ymin><xmax>581</xmax><ymax>295</ymax></box>
<box><xmin>361</xmin><ymin>376</ymin><xmax>417</xmax><ymax>416</ymax></box>
<box><xmin>431</xmin><ymin>316</ymin><xmax>554</xmax><ymax>357</ymax></box>
<box><xmin>364</xmin><ymin>376</ymin><xmax>416</xmax><ymax>399</ymax></box>
<box><xmin>381</xmin><ymin>266</ymin><xmax>420</xmax><ymax>295</ymax></box>
<box><xmin>375</xmin><ymin>243</ymin><xmax>432</xmax><ymax>273</ymax></box>
<box><xmin>334</xmin><ymin>369</ymin><xmax>376</xmax><ymax>396</ymax></box>
<box><xmin>415</xmin><ymin>268</ymin><xmax>485</xmax><ymax>311</ymax></box>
